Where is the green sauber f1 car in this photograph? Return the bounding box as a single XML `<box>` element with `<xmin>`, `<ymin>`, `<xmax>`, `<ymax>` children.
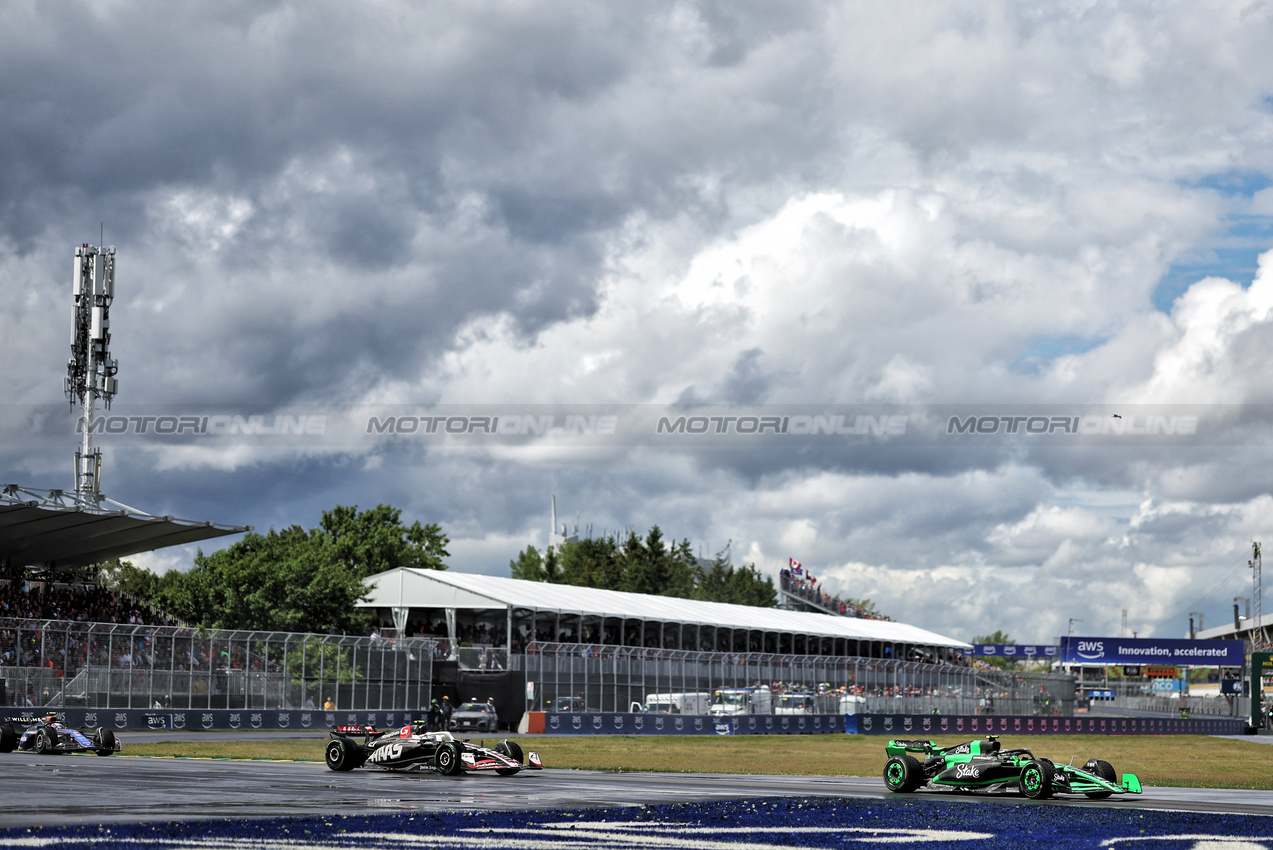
<box><xmin>883</xmin><ymin>736</ymin><xmax>1142</xmax><ymax>800</ymax></box>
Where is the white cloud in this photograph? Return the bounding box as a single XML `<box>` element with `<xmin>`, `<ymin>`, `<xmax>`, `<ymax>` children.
<box><xmin>4</xmin><ymin>1</ymin><xmax>1273</xmax><ymax>645</ymax></box>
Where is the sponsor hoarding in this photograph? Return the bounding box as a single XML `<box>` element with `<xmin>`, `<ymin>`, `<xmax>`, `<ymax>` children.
<box><xmin>1060</xmin><ymin>637</ymin><xmax>1244</xmax><ymax>666</ymax></box>
<box><xmin>973</xmin><ymin>644</ymin><xmax>1058</xmax><ymax>658</ymax></box>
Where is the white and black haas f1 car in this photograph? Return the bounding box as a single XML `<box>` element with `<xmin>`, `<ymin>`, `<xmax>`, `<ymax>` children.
<box><xmin>0</xmin><ymin>713</ymin><xmax>120</xmax><ymax>756</ymax></box>
<box><xmin>325</xmin><ymin>722</ymin><xmax>542</xmax><ymax>776</ymax></box>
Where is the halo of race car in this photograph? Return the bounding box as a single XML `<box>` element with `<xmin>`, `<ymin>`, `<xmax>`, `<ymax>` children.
<box><xmin>325</xmin><ymin>720</ymin><xmax>542</xmax><ymax>776</ymax></box>
<box><xmin>882</xmin><ymin>735</ymin><xmax>1141</xmax><ymax>799</ymax></box>
<box><xmin>0</xmin><ymin>712</ymin><xmax>120</xmax><ymax>756</ymax></box>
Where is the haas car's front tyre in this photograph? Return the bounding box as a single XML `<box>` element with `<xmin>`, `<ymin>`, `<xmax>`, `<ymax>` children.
<box><xmin>434</xmin><ymin>741</ymin><xmax>464</xmax><ymax>776</ymax></box>
<box><xmin>325</xmin><ymin>737</ymin><xmax>362</xmax><ymax>772</ymax></box>
<box><xmin>0</xmin><ymin>724</ymin><xmax>16</xmax><ymax>753</ymax></box>
<box><xmin>1020</xmin><ymin>759</ymin><xmax>1055</xmax><ymax>799</ymax></box>
<box><xmin>1085</xmin><ymin>759</ymin><xmax>1117</xmax><ymax>799</ymax></box>
<box><xmin>94</xmin><ymin>728</ymin><xmax>116</xmax><ymax>756</ymax></box>
<box><xmin>495</xmin><ymin>739</ymin><xmax>524</xmax><ymax>776</ymax></box>
<box><xmin>883</xmin><ymin>754</ymin><xmax>922</xmax><ymax>793</ymax></box>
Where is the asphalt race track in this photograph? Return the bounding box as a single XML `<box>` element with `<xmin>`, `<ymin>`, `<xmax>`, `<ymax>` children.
<box><xmin>2</xmin><ymin>744</ymin><xmax>1273</xmax><ymax>829</ymax></box>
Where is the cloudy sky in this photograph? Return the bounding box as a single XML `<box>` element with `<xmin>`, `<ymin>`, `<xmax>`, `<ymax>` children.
<box><xmin>5</xmin><ymin>0</ymin><xmax>1273</xmax><ymax>645</ymax></box>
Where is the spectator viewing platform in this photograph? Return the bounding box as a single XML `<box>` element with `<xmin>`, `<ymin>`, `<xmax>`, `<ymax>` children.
<box><xmin>361</xmin><ymin>567</ymin><xmax>969</xmax><ymax>665</ymax></box>
<box><xmin>778</xmin><ymin>564</ymin><xmax>888</xmax><ymax>621</ymax></box>
<box><xmin>0</xmin><ymin>484</ymin><xmax>249</xmax><ymax>575</ymax></box>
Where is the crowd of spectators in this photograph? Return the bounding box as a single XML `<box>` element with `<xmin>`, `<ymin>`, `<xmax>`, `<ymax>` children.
<box><xmin>779</xmin><ymin>570</ymin><xmax>891</xmax><ymax>621</ymax></box>
<box><xmin>0</xmin><ymin>580</ymin><xmax>175</xmax><ymax>626</ymax></box>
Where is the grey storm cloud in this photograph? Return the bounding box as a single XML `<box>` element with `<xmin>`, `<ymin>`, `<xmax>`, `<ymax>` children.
<box><xmin>4</xmin><ymin>0</ymin><xmax>1273</xmax><ymax>643</ymax></box>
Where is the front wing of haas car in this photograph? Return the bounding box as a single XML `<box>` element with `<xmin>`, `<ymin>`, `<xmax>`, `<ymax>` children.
<box><xmin>325</xmin><ymin>724</ymin><xmax>542</xmax><ymax>776</ymax></box>
<box><xmin>883</xmin><ymin>736</ymin><xmax>1142</xmax><ymax>800</ymax></box>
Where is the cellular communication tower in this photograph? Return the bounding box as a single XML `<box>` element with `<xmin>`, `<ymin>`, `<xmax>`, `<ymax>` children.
<box><xmin>64</xmin><ymin>243</ymin><xmax>119</xmax><ymax>506</ymax></box>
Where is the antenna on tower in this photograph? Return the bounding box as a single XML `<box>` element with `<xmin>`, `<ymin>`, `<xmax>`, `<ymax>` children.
<box><xmin>65</xmin><ymin>242</ymin><xmax>119</xmax><ymax>506</ymax></box>
<box><xmin>1252</xmin><ymin>541</ymin><xmax>1264</xmax><ymax>650</ymax></box>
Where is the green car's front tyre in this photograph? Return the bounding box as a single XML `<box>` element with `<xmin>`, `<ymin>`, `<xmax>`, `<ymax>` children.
<box><xmin>1085</xmin><ymin>759</ymin><xmax>1117</xmax><ymax>799</ymax></box>
<box><xmin>1020</xmin><ymin>759</ymin><xmax>1055</xmax><ymax>799</ymax></box>
<box><xmin>883</xmin><ymin>754</ymin><xmax>922</xmax><ymax>793</ymax></box>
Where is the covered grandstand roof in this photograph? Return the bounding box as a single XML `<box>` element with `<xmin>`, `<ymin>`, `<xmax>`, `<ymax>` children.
<box><xmin>362</xmin><ymin>567</ymin><xmax>971</xmax><ymax>649</ymax></box>
<box><xmin>0</xmin><ymin>484</ymin><xmax>251</xmax><ymax>570</ymax></box>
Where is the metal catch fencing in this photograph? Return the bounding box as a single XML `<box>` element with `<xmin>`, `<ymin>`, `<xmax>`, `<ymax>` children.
<box><xmin>515</xmin><ymin>642</ymin><xmax>1075</xmax><ymax>717</ymax></box>
<box><xmin>0</xmin><ymin>618</ymin><xmax>436</xmax><ymax>711</ymax></box>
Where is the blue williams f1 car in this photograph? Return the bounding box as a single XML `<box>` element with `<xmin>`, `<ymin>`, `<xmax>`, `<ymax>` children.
<box><xmin>0</xmin><ymin>713</ymin><xmax>119</xmax><ymax>756</ymax></box>
<box><xmin>884</xmin><ymin>736</ymin><xmax>1141</xmax><ymax>799</ymax></box>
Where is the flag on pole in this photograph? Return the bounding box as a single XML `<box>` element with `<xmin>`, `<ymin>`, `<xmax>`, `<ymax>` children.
<box><xmin>789</xmin><ymin>558</ymin><xmax>802</xmax><ymax>577</ymax></box>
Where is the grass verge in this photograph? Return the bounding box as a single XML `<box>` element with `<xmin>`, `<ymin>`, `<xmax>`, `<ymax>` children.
<box><xmin>119</xmin><ymin>733</ymin><xmax>1273</xmax><ymax>790</ymax></box>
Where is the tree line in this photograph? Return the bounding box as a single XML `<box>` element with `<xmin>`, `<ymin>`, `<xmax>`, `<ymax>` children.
<box><xmin>509</xmin><ymin>526</ymin><xmax>776</xmax><ymax>608</ymax></box>
<box><xmin>103</xmin><ymin>504</ymin><xmax>449</xmax><ymax>633</ymax></box>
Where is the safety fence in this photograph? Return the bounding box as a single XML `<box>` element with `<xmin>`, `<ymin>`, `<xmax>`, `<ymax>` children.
<box><xmin>513</xmin><ymin>641</ymin><xmax>1075</xmax><ymax>717</ymax></box>
<box><xmin>0</xmin><ymin>618</ymin><xmax>436</xmax><ymax>711</ymax></box>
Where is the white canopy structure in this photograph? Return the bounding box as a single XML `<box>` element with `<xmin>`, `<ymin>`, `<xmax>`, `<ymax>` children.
<box><xmin>361</xmin><ymin>567</ymin><xmax>970</xmax><ymax>662</ymax></box>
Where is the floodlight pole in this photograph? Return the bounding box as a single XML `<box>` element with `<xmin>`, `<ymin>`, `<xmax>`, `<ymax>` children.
<box><xmin>65</xmin><ymin>244</ymin><xmax>118</xmax><ymax>507</ymax></box>
<box><xmin>1252</xmin><ymin>542</ymin><xmax>1264</xmax><ymax>651</ymax></box>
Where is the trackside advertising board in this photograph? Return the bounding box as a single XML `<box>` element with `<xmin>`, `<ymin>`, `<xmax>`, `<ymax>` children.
<box><xmin>1060</xmin><ymin>636</ymin><xmax>1245</xmax><ymax>666</ymax></box>
<box><xmin>973</xmin><ymin>644</ymin><xmax>1058</xmax><ymax>659</ymax></box>
<box><xmin>854</xmin><ymin>713</ymin><xmax>1246</xmax><ymax>736</ymax></box>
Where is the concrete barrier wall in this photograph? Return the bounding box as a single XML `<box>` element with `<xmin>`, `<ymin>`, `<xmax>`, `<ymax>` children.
<box><xmin>0</xmin><ymin>706</ymin><xmax>423</xmax><ymax>732</ymax></box>
<box><xmin>529</xmin><ymin>711</ymin><xmax>846</xmax><ymax>735</ymax></box>
<box><xmin>4</xmin><ymin>706</ymin><xmax>1247</xmax><ymax>735</ymax></box>
<box><xmin>852</xmin><ymin>712</ymin><xmax>1248</xmax><ymax>736</ymax></box>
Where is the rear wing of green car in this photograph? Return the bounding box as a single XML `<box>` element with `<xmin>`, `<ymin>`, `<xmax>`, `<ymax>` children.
<box><xmin>885</xmin><ymin>739</ymin><xmax>934</xmax><ymax>757</ymax></box>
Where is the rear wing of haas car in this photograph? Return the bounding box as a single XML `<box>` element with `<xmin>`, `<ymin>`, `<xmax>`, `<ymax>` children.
<box><xmin>334</xmin><ymin>724</ymin><xmax>379</xmax><ymax>736</ymax></box>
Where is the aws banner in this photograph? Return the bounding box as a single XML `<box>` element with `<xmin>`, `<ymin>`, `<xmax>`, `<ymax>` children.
<box><xmin>973</xmin><ymin>644</ymin><xmax>1058</xmax><ymax>659</ymax></box>
<box><xmin>856</xmin><ymin>713</ymin><xmax>1246</xmax><ymax>737</ymax></box>
<box><xmin>1060</xmin><ymin>636</ymin><xmax>1245</xmax><ymax>666</ymax></box>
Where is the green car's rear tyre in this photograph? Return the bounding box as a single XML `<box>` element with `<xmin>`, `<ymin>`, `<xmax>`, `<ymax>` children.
<box><xmin>1020</xmin><ymin>758</ymin><xmax>1054</xmax><ymax>799</ymax></box>
<box><xmin>883</xmin><ymin>753</ymin><xmax>922</xmax><ymax>793</ymax></box>
<box><xmin>1085</xmin><ymin>759</ymin><xmax>1117</xmax><ymax>799</ymax></box>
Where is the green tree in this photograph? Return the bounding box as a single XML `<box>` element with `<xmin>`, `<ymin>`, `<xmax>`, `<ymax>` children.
<box><xmin>153</xmin><ymin>526</ymin><xmax>373</xmax><ymax>633</ymax></box>
<box><xmin>971</xmin><ymin>630</ymin><xmax>1019</xmax><ymax>670</ymax></box>
<box><xmin>663</xmin><ymin>539</ymin><xmax>700</xmax><ymax>599</ymax></box>
<box><xmin>320</xmin><ymin>504</ymin><xmax>450</xmax><ymax>578</ymax></box>
<box><xmin>509</xmin><ymin>545</ymin><xmax>545</xmax><ymax>581</ymax></box>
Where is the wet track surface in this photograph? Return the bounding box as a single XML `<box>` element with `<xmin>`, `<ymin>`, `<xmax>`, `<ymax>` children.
<box><xmin>1</xmin><ymin>745</ymin><xmax>1272</xmax><ymax>828</ymax></box>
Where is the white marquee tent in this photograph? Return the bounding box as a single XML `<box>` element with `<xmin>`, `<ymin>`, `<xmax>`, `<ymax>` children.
<box><xmin>362</xmin><ymin>568</ymin><xmax>970</xmax><ymax>660</ymax></box>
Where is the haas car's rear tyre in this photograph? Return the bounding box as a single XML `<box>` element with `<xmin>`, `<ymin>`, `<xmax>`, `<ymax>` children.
<box><xmin>1085</xmin><ymin>759</ymin><xmax>1117</xmax><ymax>799</ymax></box>
<box><xmin>0</xmin><ymin>724</ymin><xmax>16</xmax><ymax>753</ymax></box>
<box><xmin>434</xmin><ymin>741</ymin><xmax>464</xmax><ymax>776</ymax></box>
<box><xmin>495</xmin><ymin>739</ymin><xmax>524</xmax><ymax>776</ymax></box>
<box><xmin>883</xmin><ymin>754</ymin><xmax>923</xmax><ymax>793</ymax></box>
<box><xmin>95</xmin><ymin>728</ymin><xmax>116</xmax><ymax>756</ymax></box>
<box><xmin>1020</xmin><ymin>759</ymin><xmax>1055</xmax><ymax>799</ymax></box>
<box><xmin>35</xmin><ymin>727</ymin><xmax>56</xmax><ymax>755</ymax></box>
<box><xmin>325</xmin><ymin>737</ymin><xmax>362</xmax><ymax>771</ymax></box>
